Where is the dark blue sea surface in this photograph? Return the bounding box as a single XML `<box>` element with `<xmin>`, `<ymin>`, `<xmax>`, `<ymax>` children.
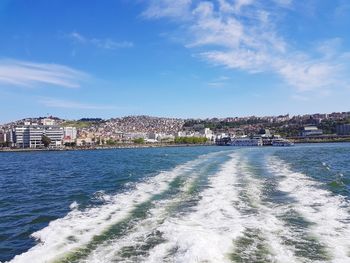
<box><xmin>0</xmin><ymin>144</ymin><xmax>349</xmax><ymax>263</ymax></box>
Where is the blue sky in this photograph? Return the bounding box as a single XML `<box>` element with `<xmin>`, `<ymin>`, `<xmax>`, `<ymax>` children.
<box><xmin>0</xmin><ymin>0</ymin><xmax>349</xmax><ymax>123</ymax></box>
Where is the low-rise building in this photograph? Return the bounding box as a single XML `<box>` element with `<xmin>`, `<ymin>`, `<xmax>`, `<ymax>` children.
<box><xmin>336</xmin><ymin>124</ymin><xmax>350</xmax><ymax>135</ymax></box>
<box><xmin>15</xmin><ymin>126</ymin><xmax>44</xmax><ymax>148</ymax></box>
<box><xmin>300</xmin><ymin>126</ymin><xmax>323</xmax><ymax>137</ymax></box>
<box><xmin>76</xmin><ymin>137</ymin><xmax>94</xmax><ymax>146</ymax></box>
<box><xmin>42</xmin><ymin>118</ymin><xmax>55</xmax><ymax>126</ymax></box>
<box><xmin>45</xmin><ymin>126</ymin><xmax>64</xmax><ymax>147</ymax></box>
<box><xmin>201</xmin><ymin>128</ymin><xmax>214</xmax><ymax>140</ymax></box>
<box><xmin>15</xmin><ymin>125</ymin><xmax>63</xmax><ymax>148</ymax></box>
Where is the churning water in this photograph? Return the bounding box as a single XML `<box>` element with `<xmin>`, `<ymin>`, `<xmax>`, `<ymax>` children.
<box><xmin>1</xmin><ymin>144</ymin><xmax>350</xmax><ymax>262</ymax></box>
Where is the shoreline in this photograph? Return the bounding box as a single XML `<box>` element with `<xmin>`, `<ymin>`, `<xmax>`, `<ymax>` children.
<box><xmin>289</xmin><ymin>138</ymin><xmax>350</xmax><ymax>144</ymax></box>
<box><xmin>1</xmin><ymin>140</ymin><xmax>350</xmax><ymax>153</ymax></box>
<box><xmin>0</xmin><ymin>143</ymin><xmax>214</xmax><ymax>153</ymax></box>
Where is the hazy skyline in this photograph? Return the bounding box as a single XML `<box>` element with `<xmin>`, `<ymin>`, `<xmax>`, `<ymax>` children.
<box><xmin>0</xmin><ymin>0</ymin><xmax>350</xmax><ymax>123</ymax></box>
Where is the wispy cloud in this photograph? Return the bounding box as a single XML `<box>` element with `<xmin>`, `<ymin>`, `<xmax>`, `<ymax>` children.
<box><xmin>0</xmin><ymin>59</ymin><xmax>88</xmax><ymax>88</ymax></box>
<box><xmin>142</xmin><ymin>0</ymin><xmax>192</xmax><ymax>19</ymax></box>
<box><xmin>69</xmin><ymin>32</ymin><xmax>134</xmax><ymax>49</ymax></box>
<box><xmin>142</xmin><ymin>0</ymin><xmax>350</xmax><ymax>94</ymax></box>
<box><xmin>207</xmin><ymin>76</ymin><xmax>230</xmax><ymax>87</ymax></box>
<box><xmin>38</xmin><ymin>97</ymin><xmax>117</xmax><ymax>110</ymax></box>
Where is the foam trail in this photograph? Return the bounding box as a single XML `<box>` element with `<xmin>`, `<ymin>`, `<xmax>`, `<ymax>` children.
<box><xmin>9</xmin><ymin>152</ymin><xmax>221</xmax><ymax>263</ymax></box>
<box><xmin>143</xmin><ymin>153</ymin><xmax>244</xmax><ymax>263</ymax></box>
<box><xmin>83</xmin><ymin>172</ymin><xmax>200</xmax><ymax>263</ymax></box>
<box><xmin>81</xmin><ymin>153</ymin><xmax>225</xmax><ymax>262</ymax></box>
<box><xmin>232</xmin><ymin>157</ymin><xmax>298</xmax><ymax>263</ymax></box>
<box><xmin>143</xmin><ymin>153</ymin><xmax>299</xmax><ymax>263</ymax></box>
<box><xmin>268</xmin><ymin>156</ymin><xmax>350</xmax><ymax>263</ymax></box>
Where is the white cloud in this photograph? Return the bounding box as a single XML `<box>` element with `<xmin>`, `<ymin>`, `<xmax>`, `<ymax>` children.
<box><xmin>142</xmin><ymin>0</ymin><xmax>349</xmax><ymax>93</ymax></box>
<box><xmin>38</xmin><ymin>97</ymin><xmax>117</xmax><ymax>110</ymax></box>
<box><xmin>69</xmin><ymin>32</ymin><xmax>133</xmax><ymax>49</ymax></box>
<box><xmin>0</xmin><ymin>59</ymin><xmax>87</xmax><ymax>88</ymax></box>
<box><xmin>277</xmin><ymin>60</ymin><xmax>339</xmax><ymax>92</ymax></box>
<box><xmin>316</xmin><ymin>38</ymin><xmax>342</xmax><ymax>59</ymax></box>
<box><xmin>142</xmin><ymin>0</ymin><xmax>192</xmax><ymax>19</ymax></box>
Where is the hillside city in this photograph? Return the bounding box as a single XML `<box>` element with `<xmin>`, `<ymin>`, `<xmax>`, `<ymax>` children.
<box><xmin>1</xmin><ymin>112</ymin><xmax>350</xmax><ymax>149</ymax></box>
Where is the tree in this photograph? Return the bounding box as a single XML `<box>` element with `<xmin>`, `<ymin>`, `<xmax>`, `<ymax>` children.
<box><xmin>174</xmin><ymin>137</ymin><xmax>208</xmax><ymax>144</ymax></box>
<box><xmin>106</xmin><ymin>139</ymin><xmax>116</xmax><ymax>145</ymax></box>
<box><xmin>41</xmin><ymin>135</ymin><xmax>51</xmax><ymax>148</ymax></box>
<box><xmin>133</xmin><ymin>138</ymin><xmax>145</xmax><ymax>144</ymax></box>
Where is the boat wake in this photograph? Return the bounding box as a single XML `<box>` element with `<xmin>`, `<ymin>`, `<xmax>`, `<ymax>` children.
<box><xmin>267</xmin><ymin>156</ymin><xmax>350</xmax><ymax>263</ymax></box>
<box><xmin>8</xmin><ymin>150</ymin><xmax>350</xmax><ymax>263</ymax></box>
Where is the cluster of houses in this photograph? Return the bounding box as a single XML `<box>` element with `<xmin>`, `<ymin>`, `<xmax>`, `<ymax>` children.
<box><xmin>0</xmin><ymin>118</ymin><xmax>215</xmax><ymax>149</ymax></box>
<box><xmin>1</xmin><ymin>114</ymin><xmax>350</xmax><ymax>149</ymax></box>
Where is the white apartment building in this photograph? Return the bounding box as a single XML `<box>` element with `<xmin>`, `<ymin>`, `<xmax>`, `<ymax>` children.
<box><xmin>15</xmin><ymin>126</ymin><xmax>64</xmax><ymax>148</ymax></box>
<box><xmin>45</xmin><ymin>126</ymin><xmax>64</xmax><ymax>147</ymax></box>
<box><xmin>63</xmin><ymin>127</ymin><xmax>77</xmax><ymax>141</ymax></box>
<box><xmin>15</xmin><ymin>126</ymin><xmax>44</xmax><ymax>148</ymax></box>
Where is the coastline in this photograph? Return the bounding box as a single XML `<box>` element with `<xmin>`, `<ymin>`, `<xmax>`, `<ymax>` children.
<box><xmin>1</xmin><ymin>140</ymin><xmax>350</xmax><ymax>153</ymax></box>
<box><xmin>288</xmin><ymin>136</ymin><xmax>350</xmax><ymax>144</ymax></box>
<box><xmin>0</xmin><ymin>143</ymin><xmax>214</xmax><ymax>153</ymax></box>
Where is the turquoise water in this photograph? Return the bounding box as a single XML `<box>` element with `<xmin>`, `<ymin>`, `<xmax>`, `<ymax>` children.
<box><xmin>0</xmin><ymin>144</ymin><xmax>350</xmax><ymax>262</ymax></box>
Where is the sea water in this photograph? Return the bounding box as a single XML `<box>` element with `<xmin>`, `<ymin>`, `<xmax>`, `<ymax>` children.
<box><xmin>0</xmin><ymin>144</ymin><xmax>349</xmax><ymax>262</ymax></box>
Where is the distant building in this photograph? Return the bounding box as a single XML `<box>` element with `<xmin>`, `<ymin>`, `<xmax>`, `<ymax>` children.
<box><xmin>147</xmin><ymin>132</ymin><xmax>158</xmax><ymax>140</ymax></box>
<box><xmin>123</xmin><ymin>132</ymin><xmax>147</xmax><ymax>140</ymax></box>
<box><xmin>42</xmin><ymin>118</ymin><xmax>55</xmax><ymax>126</ymax></box>
<box><xmin>201</xmin><ymin>128</ymin><xmax>214</xmax><ymax>140</ymax></box>
<box><xmin>300</xmin><ymin>126</ymin><xmax>323</xmax><ymax>137</ymax></box>
<box><xmin>0</xmin><ymin>131</ymin><xmax>4</xmax><ymax>143</ymax></box>
<box><xmin>76</xmin><ymin>137</ymin><xmax>93</xmax><ymax>146</ymax></box>
<box><xmin>15</xmin><ymin>126</ymin><xmax>44</xmax><ymax>148</ymax></box>
<box><xmin>63</xmin><ymin>127</ymin><xmax>77</xmax><ymax>142</ymax></box>
<box><xmin>45</xmin><ymin>126</ymin><xmax>64</xmax><ymax>147</ymax></box>
<box><xmin>15</xmin><ymin>125</ymin><xmax>63</xmax><ymax>148</ymax></box>
<box><xmin>4</xmin><ymin>130</ymin><xmax>15</xmax><ymax>147</ymax></box>
<box><xmin>336</xmin><ymin>124</ymin><xmax>350</xmax><ymax>135</ymax></box>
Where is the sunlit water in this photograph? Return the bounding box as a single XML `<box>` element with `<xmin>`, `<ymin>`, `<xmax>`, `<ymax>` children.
<box><xmin>1</xmin><ymin>144</ymin><xmax>350</xmax><ymax>263</ymax></box>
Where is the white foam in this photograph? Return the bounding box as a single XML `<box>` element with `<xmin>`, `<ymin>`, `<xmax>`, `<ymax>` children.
<box><xmin>234</xmin><ymin>158</ymin><xmax>298</xmax><ymax>263</ymax></box>
<box><xmin>142</xmin><ymin>154</ymin><xmax>299</xmax><ymax>263</ymax></box>
<box><xmin>82</xmin><ymin>170</ymin><xmax>203</xmax><ymax>263</ymax></box>
<box><xmin>268</xmin><ymin>156</ymin><xmax>350</xmax><ymax>263</ymax></box>
<box><xmin>144</xmin><ymin>153</ymin><xmax>244</xmax><ymax>263</ymax></box>
<box><xmin>9</xmin><ymin>152</ymin><xmax>222</xmax><ymax>263</ymax></box>
<box><xmin>69</xmin><ymin>201</ymin><xmax>79</xmax><ymax>210</ymax></box>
